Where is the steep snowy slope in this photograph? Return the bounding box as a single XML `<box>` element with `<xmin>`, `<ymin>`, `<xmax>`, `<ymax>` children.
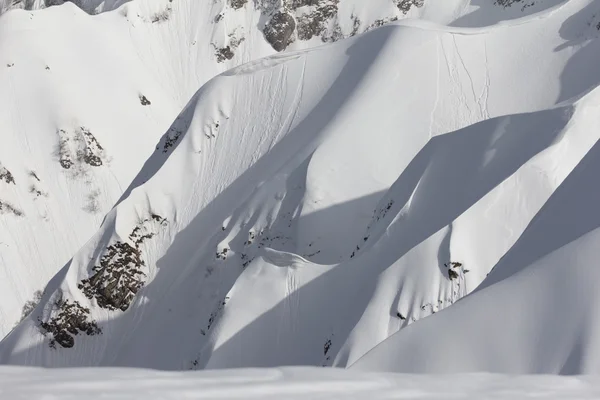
<box><xmin>0</xmin><ymin>0</ymin><xmax>452</xmax><ymax>337</ymax></box>
<box><xmin>1</xmin><ymin>0</ymin><xmax>598</xmax><ymax>370</ymax></box>
<box><xmin>353</xmin><ymin>89</ymin><xmax>600</xmax><ymax>375</ymax></box>
<box><xmin>0</xmin><ymin>0</ymin><xmax>570</xmax><ymax>340</ymax></box>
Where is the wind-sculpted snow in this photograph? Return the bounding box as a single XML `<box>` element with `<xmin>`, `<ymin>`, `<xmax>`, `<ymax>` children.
<box><xmin>0</xmin><ymin>0</ymin><xmax>535</xmax><ymax>339</ymax></box>
<box><xmin>0</xmin><ymin>0</ymin><xmax>425</xmax><ymax>337</ymax></box>
<box><xmin>353</xmin><ymin>86</ymin><xmax>600</xmax><ymax>375</ymax></box>
<box><xmin>2</xmin><ymin>0</ymin><xmax>599</xmax><ymax>372</ymax></box>
<box><xmin>0</xmin><ymin>0</ymin><xmax>586</xmax><ymax>339</ymax></box>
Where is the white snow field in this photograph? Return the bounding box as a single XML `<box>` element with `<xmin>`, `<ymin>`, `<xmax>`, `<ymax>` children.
<box><xmin>2</xmin><ymin>0</ymin><xmax>600</xmax><ymax>375</ymax></box>
<box><xmin>0</xmin><ymin>0</ymin><xmax>551</xmax><ymax>342</ymax></box>
<box><xmin>3</xmin><ymin>367</ymin><xmax>600</xmax><ymax>399</ymax></box>
<box><xmin>0</xmin><ymin>0</ymin><xmax>474</xmax><ymax>337</ymax></box>
<box><xmin>1</xmin><ymin>0</ymin><xmax>600</xmax><ymax>387</ymax></box>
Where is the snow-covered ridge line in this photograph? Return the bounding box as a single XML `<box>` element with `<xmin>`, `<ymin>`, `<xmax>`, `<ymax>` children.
<box><xmin>401</xmin><ymin>0</ymin><xmax>570</xmax><ymax>33</ymax></box>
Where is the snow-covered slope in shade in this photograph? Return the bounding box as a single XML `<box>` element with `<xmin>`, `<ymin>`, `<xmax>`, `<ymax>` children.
<box><xmin>3</xmin><ymin>367</ymin><xmax>600</xmax><ymax>400</ymax></box>
<box><xmin>0</xmin><ymin>0</ymin><xmax>470</xmax><ymax>336</ymax></box>
<box><xmin>2</xmin><ymin>0</ymin><xmax>599</xmax><ymax>370</ymax></box>
<box><xmin>0</xmin><ymin>0</ymin><xmax>500</xmax><ymax>339</ymax></box>
<box><xmin>352</xmin><ymin>92</ymin><xmax>600</xmax><ymax>375</ymax></box>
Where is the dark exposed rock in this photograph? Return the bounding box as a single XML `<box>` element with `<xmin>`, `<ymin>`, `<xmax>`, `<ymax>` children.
<box><xmin>291</xmin><ymin>0</ymin><xmax>321</xmax><ymax>7</ymax></box>
<box><xmin>78</xmin><ymin>215</ymin><xmax>167</xmax><ymax>312</ymax></box>
<box><xmin>264</xmin><ymin>11</ymin><xmax>296</xmax><ymax>51</ymax></box>
<box><xmin>151</xmin><ymin>6</ymin><xmax>172</xmax><ymax>23</ymax></box>
<box><xmin>58</xmin><ymin>127</ymin><xmax>105</xmax><ymax>170</ymax></box>
<box><xmin>394</xmin><ymin>0</ymin><xmax>425</xmax><ymax>14</ymax></box>
<box><xmin>0</xmin><ymin>200</ymin><xmax>23</xmax><ymax>216</ymax></box>
<box><xmin>29</xmin><ymin>170</ymin><xmax>41</xmax><ymax>182</ymax></box>
<box><xmin>139</xmin><ymin>95</ymin><xmax>151</xmax><ymax>106</ymax></box>
<box><xmin>0</xmin><ymin>165</ymin><xmax>15</xmax><ymax>184</ymax></box>
<box><xmin>448</xmin><ymin>269</ymin><xmax>459</xmax><ymax>280</ymax></box>
<box><xmin>366</xmin><ymin>16</ymin><xmax>399</xmax><ymax>32</ymax></box>
<box><xmin>207</xmin><ymin>296</ymin><xmax>229</xmax><ymax>331</ymax></box>
<box><xmin>229</xmin><ymin>0</ymin><xmax>248</xmax><ymax>9</ymax></box>
<box><xmin>215</xmin><ymin>46</ymin><xmax>235</xmax><ymax>62</ymax></box>
<box><xmin>160</xmin><ymin>117</ymin><xmax>190</xmax><ymax>153</ymax></box>
<box><xmin>38</xmin><ymin>298</ymin><xmax>101</xmax><ymax>349</ymax></box>
<box><xmin>78</xmin><ymin>241</ymin><xmax>146</xmax><ymax>311</ymax></box>
<box><xmin>297</xmin><ymin>2</ymin><xmax>338</xmax><ymax>41</ymax></box>
<box><xmin>78</xmin><ymin>127</ymin><xmax>104</xmax><ymax>167</ymax></box>
<box><xmin>445</xmin><ymin>261</ymin><xmax>463</xmax><ymax>280</ymax></box>
<box><xmin>494</xmin><ymin>0</ymin><xmax>523</xmax><ymax>6</ymax></box>
<box><xmin>162</xmin><ymin>127</ymin><xmax>183</xmax><ymax>153</ymax></box>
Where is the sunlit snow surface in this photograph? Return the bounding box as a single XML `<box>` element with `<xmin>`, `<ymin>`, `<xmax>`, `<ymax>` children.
<box><xmin>3</xmin><ymin>0</ymin><xmax>600</xmax><ymax>378</ymax></box>
<box><xmin>2</xmin><ymin>367</ymin><xmax>600</xmax><ymax>399</ymax></box>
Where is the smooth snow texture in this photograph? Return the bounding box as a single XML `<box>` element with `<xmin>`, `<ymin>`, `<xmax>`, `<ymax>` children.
<box><xmin>0</xmin><ymin>0</ymin><xmax>440</xmax><ymax>336</ymax></box>
<box><xmin>3</xmin><ymin>0</ymin><xmax>600</xmax><ymax>373</ymax></box>
<box><xmin>353</xmin><ymin>89</ymin><xmax>600</xmax><ymax>375</ymax></box>
<box><xmin>2</xmin><ymin>367</ymin><xmax>600</xmax><ymax>399</ymax></box>
<box><xmin>0</xmin><ymin>0</ymin><xmax>518</xmax><ymax>339</ymax></box>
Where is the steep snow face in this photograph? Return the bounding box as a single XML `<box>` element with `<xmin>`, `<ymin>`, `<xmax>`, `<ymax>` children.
<box><xmin>0</xmin><ymin>0</ymin><xmax>518</xmax><ymax>339</ymax></box>
<box><xmin>0</xmin><ymin>0</ymin><xmax>573</xmax><ymax>339</ymax></box>
<box><xmin>2</xmin><ymin>0</ymin><xmax>599</xmax><ymax>370</ymax></box>
<box><xmin>353</xmin><ymin>89</ymin><xmax>600</xmax><ymax>375</ymax></box>
<box><xmin>3</xmin><ymin>367</ymin><xmax>600</xmax><ymax>399</ymax></box>
<box><xmin>0</xmin><ymin>0</ymin><xmax>423</xmax><ymax>337</ymax></box>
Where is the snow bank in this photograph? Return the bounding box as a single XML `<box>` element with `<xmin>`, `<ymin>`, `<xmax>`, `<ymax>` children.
<box><xmin>2</xmin><ymin>366</ymin><xmax>600</xmax><ymax>399</ymax></box>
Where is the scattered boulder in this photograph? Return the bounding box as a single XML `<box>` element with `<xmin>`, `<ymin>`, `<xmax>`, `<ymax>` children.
<box><xmin>229</xmin><ymin>0</ymin><xmax>248</xmax><ymax>9</ymax></box>
<box><xmin>395</xmin><ymin>0</ymin><xmax>425</xmax><ymax>14</ymax></box>
<box><xmin>38</xmin><ymin>298</ymin><xmax>101</xmax><ymax>349</ymax></box>
<box><xmin>0</xmin><ymin>200</ymin><xmax>23</xmax><ymax>216</ymax></box>
<box><xmin>215</xmin><ymin>46</ymin><xmax>235</xmax><ymax>62</ymax></box>
<box><xmin>78</xmin><ymin>215</ymin><xmax>167</xmax><ymax>311</ymax></box>
<box><xmin>139</xmin><ymin>95</ymin><xmax>151</xmax><ymax>106</ymax></box>
<box><xmin>0</xmin><ymin>164</ymin><xmax>15</xmax><ymax>184</ymax></box>
<box><xmin>264</xmin><ymin>12</ymin><xmax>296</xmax><ymax>51</ymax></box>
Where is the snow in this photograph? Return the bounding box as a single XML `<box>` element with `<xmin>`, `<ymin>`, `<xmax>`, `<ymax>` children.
<box><xmin>2</xmin><ymin>0</ymin><xmax>600</xmax><ymax>381</ymax></box>
<box><xmin>2</xmin><ymin>367</ymin><xmax>600</xmax><ymax>399</ymax></box>
<box><xmin>352</xmin><ymin>89</ymin><xmax>600</xmax><ymax>375</ymax></box>
<box><xmin>0</xmin><ymin>0</ymin><xmax>427</xmax><ymax>336</ymax></box>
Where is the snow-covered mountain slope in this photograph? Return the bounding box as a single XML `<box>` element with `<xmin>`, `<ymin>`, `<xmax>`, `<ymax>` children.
<box><xmin>0</xmin><ymin>0</ymin><xmax>463</xmax><ymax>337</ymax></box>
<box><xmin>0</xmin><ymin>0</ymin><xmax>506</xmax><ymax>341</ymax></box>
<box><xmin>352</xmin><ymin>94</ymin><xmax>600</xmax><ymax>375</ymax></box>
<box><xmin>0</xmin><ymin>0</ymin><xmax>571</xmax><ymax>341</ymax></box>
<box><xmin>2</xmin><ymin>0</ymin><xmax>599</xmax><ymax>371</ymax></box>
<box><xmin>3</xmin><ymin>367</ymin><xmax>600</xmax><ymax>400</ymax></box>
<box><xmin>0</xmin><ymin>0</ymin><xmax>127</xmax><ymax>15</ymax></box>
